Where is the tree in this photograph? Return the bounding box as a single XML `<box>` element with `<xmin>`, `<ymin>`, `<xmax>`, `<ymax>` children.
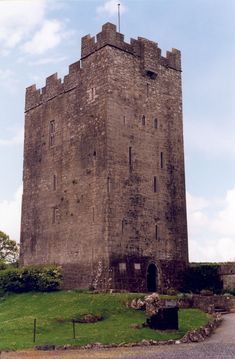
<box><xmin>0</xmin><ymin>231</ymin><xmax>19</xmax><ymax>264</ymax></box>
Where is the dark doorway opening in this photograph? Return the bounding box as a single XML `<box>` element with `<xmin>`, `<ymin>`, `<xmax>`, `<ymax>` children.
<box><xmin>147</xmin><ymin>263</ymin><xmax>157</xmax><ymax>292</ymax></box>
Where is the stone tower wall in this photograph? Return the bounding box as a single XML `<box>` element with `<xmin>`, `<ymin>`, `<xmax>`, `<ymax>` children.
<box><xmin>20</xmin><ymin>23</ymin><xmax>188</xmax><ymax>292</ymax></box>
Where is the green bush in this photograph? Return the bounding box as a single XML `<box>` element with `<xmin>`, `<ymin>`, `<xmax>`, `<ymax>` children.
<box><xmin>0</xmin><ymin>265</ymin><xmax>62</xmax><ymax>293</ymax></box>
<box><xmin>182</xmin><ymin>264</ymin><xmax>223</xmax><ymax>294</ymax></box>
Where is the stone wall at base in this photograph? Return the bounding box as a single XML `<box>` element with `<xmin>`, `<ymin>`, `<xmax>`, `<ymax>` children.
<box><xmin>219</xmin><ymin>263</ymin><xmax>235</xmax><ymax>291</ymax></box>
<box><xmin>61</xmin><ymin>258</ymin><xmax>187</xmax><ymax>293</ymax></box>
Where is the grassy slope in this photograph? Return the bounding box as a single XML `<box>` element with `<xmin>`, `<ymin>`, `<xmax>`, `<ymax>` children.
<box><xmin>0</xmin><ymin>291</ymin><xmax>209</xmax><ymax>350</ymax></box>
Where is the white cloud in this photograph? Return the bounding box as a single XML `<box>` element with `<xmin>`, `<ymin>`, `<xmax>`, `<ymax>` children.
<box><xmin>22</xmin><ymin>19</ymin><xmax>70</xmax><ymax>55</ymax></box>
<box><xmin>0</xmin><ymin>0</ymin><xmax>73</xmax><ymax>56</ymax></box>
<box><xmin>187</xmin><ymin>192</ymin><xmax>209</xmax><ymax>212</ymax></box>
<box><xmin>187</xmin><ymin>189</ymin><xmax>235</xmax><ymax>262</ymax></box>
<box><xmin>0</xmin><ymin>185</ymin><xmax>22</xmax><ymax>243</ymax></box>
<box><xmin>0</xmin><ymin>129</ymin><xmax>24</xmax><ymax>146</ymax></box>
<box><xmin>212</xmin><ymin>188</ymin><xmax>235</xmax><ymax>236</ymax></box>
<box><xmin>190</xmin><ymin>237</ymin><xmax>235</xmax><ymax>263</ymax></box>
<box><xmin>97</xmin><ymin>0</ymin><xmax>127</xmax><ymax>16</ymax></box>
<box><xmin>0</xmin><ymin>0</ymin><xmax>47</xmax><ymax>51</ymax></box>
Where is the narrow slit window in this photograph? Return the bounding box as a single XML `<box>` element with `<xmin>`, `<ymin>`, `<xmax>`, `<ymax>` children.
<box><xmin>160</xmin><ymin>152</ymin><xmax>164</xmax><ymax>169</ymax></box>
<box><xmin>52</xmin><ymin>207</ymin><xmax>56</xmax><ymax>224</ymax></box>
<box><xmin>128</xmin><ymin>146</ymin><xmax>132</xmax><ymax>168</ymax></box>
<box><xmin>49</xmin><ymin>120</ymin><xmax>55</xmax><ymax>147</ymax></box>
<box><xmin>91</xmin><ymin>87</ymin><xmax>95</xmax><ymax>100</ymax></box>
<box><xmin>107</xmin><ymin>177</ymin><xmax>111</xmax><ymax>193</ymax></box>
<box><xmin>155</xmin><ymin>224</ymin><xmax>158</xmax><ymax>240</ymax></box>
<box><xmin>123</xmin><ymin>116</ymin><xmax>126</xmax><ymax>125</ymax></box>
<box><xmin>154</xmin><ymin>176</ymin><xmax>157</xmax><ymax>193</ymax></box>
<box><xmin>92</xmin><ymin>207</ymin><xmax>95</xmax><ymax>222</ymax></box>
<box><xmin>53</xmin><ymin>174</ymin><xmax>57</xmax><ymax>191</ymax></box>
<box><xmin>154</xmin><ymin>118</ymin><xmax>158</xmax><ymax>129</ymax></box>
<box><xmin>121</xmin><ymin>219</ymin><xmax>125</xmax><ymax>234</ymax></box>
<box><xmin>142</xmin><ymin>115</ymin><xmax>145</xmax><ymax>126</ymax></box>
<box><xmin>147</xmin><ymin>83</ymin><xmax>149</xmax><ymax>97</ymax></box>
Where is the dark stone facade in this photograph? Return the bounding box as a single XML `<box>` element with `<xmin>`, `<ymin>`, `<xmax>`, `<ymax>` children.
<box><xmin>20</xmin><ymin>23</ymin><xmax>188</xmax><ymax>292</ymax></box>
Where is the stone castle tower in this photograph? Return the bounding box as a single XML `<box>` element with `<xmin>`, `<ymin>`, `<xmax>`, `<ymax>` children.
<box><xmin>20</xmin><ymin>23</ymin><xmax>188</xmax><ymax>292</ymax></box>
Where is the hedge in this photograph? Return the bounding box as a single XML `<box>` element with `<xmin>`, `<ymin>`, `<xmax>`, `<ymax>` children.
<box><xmin>0</xmin><ymin>265</ymin><xmax>62</xmax><ymax>293</ymax></box>
<box><xmin>182</xmin><ymin>264</ymin><xmax>223</xmax><ymax>294</ymax></box>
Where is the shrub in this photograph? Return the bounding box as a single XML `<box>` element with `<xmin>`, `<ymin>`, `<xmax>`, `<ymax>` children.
<box><xmin>182</xmin><ymin>264</ymin><xmax>223</xmax><ymax>294</ymax></box>
<box><xmin>0</xmin><ymin>265</ymin><xmax>62</xmax><ymax>293</ymax></box>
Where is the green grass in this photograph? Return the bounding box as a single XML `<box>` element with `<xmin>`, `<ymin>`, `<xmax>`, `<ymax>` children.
<box><xmin>0</xmin><ymin>291</ymin><xmax>210</xmax><ymax>350</ymax></box>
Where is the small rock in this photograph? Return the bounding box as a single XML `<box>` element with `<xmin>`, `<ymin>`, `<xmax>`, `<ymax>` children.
<box><xmin>141</xmin><ymin>339</ymin><xmax>150</xmax><ymax>346</ymax></box>
<box><xmin>129</xmin><ymin>323</ymin><xmax>141</xmax><ymax>329</ymax></box>
<box><xmin>35</xmin><ymin>344</ymin><xmax>55</xmax><ymax>351</ymax></box>
<box><xmin>84</xmin><ymin>344</ymin><xmax>92</xmax><ymax>349</ymax></box>
<box><xmin>63</xmin><ymin>344</ymin><xmax>72</xmax><ymax>350</ymax></box>
<box><xmin>188</xmin><ymin>331</ymin><xmax>204</xmax><ymax>343</ymax></box>
<box><xmin>204</xmin><ymin>327</ymin><xmax>211</xmax><ymax>336</ymax></box>
<box><xmin>180</xmin><ymin>335</ymin><xmax>189</xmax><ymax>343</ymax></box>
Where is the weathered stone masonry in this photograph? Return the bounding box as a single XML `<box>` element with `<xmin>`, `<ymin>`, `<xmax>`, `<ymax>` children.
<box><xmin>20</xmin><ymin>23</ymin><xmax>188</xmax><ymax>292</ymax></box>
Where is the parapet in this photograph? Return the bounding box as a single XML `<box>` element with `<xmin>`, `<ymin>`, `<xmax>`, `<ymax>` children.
<box><xmin>81</xmin><ymin>22</ymin><xmax>181</xmax><ymax>73</ymax></box>
<box><xmin>25</xmin><ymin>60</ymin><xmax>82</xmax><ymax>112</ymax></box>
<box><xmin>25</xmin><ymin>23</ymin><xmax>181</xmax><ymax>112</ymax></box>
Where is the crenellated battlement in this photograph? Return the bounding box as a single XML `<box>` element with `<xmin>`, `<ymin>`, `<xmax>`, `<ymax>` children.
<box><xmin>25</xmin><ymin>60</ymin><xmax>82</xmax><ymax>112</ymax></box>
<box><xmin>25</xmin><ymin>23</ymin><xmax>181</xmax><ymax>112</ymax></box>
<box><xmin>81</xmin><ymin>22</ymin><xmax>181</xmax><ymax>73</ymax></box>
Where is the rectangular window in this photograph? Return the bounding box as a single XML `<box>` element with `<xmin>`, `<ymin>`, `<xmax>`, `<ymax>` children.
<box><xmin>142</xmin><ymin>115</ymin><xmax>145</xmax><ymax>126</ymax></box>
<box><xmin>92</xmin><ymin>207</ymin><xmax>95</xmax><ymax>222</ymax></box>
<box><xmin>49</xmin><ymin>120</ymin><xmax>55</xmax><ymax>147</ymax></box>
<box><xmin>160</xmin><ymin>152</ymin><xmax>163</xmax><ymax>169</ymax></box>
<box><xmin>134</xmin><ymin>263</ymin><xmax>141</xmax><ymax>270</ymax></box>
<box><xmin>119</xmin><ymin>262</ymin><xmax>126</xmax><ymax>272</ymax></box>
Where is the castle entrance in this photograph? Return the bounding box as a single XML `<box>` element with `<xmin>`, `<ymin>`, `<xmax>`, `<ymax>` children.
<box><xmin>147</xmin><ymin>263</ymin><xmax>157</xmax><ymax>292</ymax></box>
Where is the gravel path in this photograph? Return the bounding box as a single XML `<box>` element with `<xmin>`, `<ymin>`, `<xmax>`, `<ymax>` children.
<box><xmin>1</xmin><ymin>314</ymin><xmax>235</xmax><ymax>359</ymax></box>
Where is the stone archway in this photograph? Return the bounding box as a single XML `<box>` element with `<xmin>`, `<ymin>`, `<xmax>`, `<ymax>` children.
<box><xmin>147</xmin><ymin>263</ymin><xmax>157</xmax><ymax>292</ymax></box>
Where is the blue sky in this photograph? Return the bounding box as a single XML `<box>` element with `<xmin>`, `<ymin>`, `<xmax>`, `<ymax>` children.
<box><xmin>0</xmin><ymin>0</ymin><xmax>235</xmax><ymax>262</ymax></box>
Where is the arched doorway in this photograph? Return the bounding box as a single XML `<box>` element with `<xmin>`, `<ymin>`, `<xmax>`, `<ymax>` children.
<box><xmin>147</xmin><ymin>263</ymin><xmax>157</xmax><ymax>292</ymax></box>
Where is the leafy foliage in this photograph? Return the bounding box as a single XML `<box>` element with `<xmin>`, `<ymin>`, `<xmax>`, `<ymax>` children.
<box><xmin>0</xmin><ymin>231</ymin><xmax>19</xmax><ymax>264</ymax></box>
<box><xmin>182</xmin><ymin>264</ymin><xmax>223</xmax><ymax>294</ymax></box>
<box><xmin>0</xmin><ymin>265</ymin><xmax>62</xmax><ymax>293</ymax></box>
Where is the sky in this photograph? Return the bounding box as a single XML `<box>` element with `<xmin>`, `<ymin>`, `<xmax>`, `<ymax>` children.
<box><xmin>0</xmin><ymin>0</ymin><xmax>234</xmax><ymax>262</ymax></box>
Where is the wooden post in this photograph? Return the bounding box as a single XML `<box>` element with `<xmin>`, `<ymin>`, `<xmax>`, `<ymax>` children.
<box><xmin>72</xmin><ymin>320</ymin><xmax>76</xmax><ymax>339</ymax></box>
<box><xmin>33</xmin><ymin>318</ymin><xmax>36</xmax><ymax>343</ymax></box>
